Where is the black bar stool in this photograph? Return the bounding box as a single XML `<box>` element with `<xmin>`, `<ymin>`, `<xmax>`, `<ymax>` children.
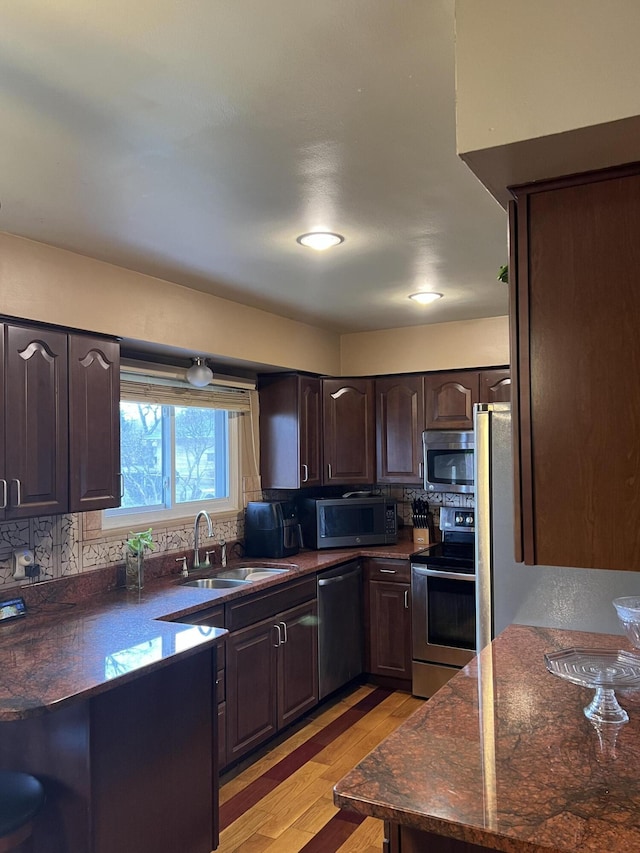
<box><xmin>0</xmin><ymin>771</ymin><xmax>45</xmax><ymax>852</ymax></box>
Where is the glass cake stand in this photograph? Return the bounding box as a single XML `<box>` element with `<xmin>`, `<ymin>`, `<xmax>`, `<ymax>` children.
<box><xmin>544</xmin><ymin>648</ymin><xmax>640</xmax><ymax>724</ymax></box>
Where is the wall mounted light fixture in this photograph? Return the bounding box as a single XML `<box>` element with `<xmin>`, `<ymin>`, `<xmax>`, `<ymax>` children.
<box><xmin>186</xmin><ymin>357</ymin><xmax>213</xmax><ymax>387</ymax></box>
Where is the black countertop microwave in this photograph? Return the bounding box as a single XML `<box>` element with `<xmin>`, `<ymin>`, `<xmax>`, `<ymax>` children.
<box><xmin>300</xmin><ymin>496</ymin><xmax>397</xmax><ymax>550</ymax></box>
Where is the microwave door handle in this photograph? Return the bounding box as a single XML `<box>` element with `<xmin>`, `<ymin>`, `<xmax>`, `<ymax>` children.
<box><xmin>412</xmin><ymin>566</ymin><xmax>476</xmax><ymax>582</ymax></box>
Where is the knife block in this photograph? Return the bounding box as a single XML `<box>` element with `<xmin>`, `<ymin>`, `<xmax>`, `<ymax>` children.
<box><xmin>412</xmin><ymin>527</ymin><xmax>430</xmax><ymax>547</ymax></box>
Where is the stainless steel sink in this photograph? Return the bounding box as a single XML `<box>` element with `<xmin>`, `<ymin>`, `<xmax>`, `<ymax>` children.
<box><xmin>182</xmin><ymin>577</ymin><xmax>250</xmax><ymax>589</ymax></box>
<box><xmin>216</xmin><ymin>567</ymin><xmax>293</xmax><ymax>581</ymax></box>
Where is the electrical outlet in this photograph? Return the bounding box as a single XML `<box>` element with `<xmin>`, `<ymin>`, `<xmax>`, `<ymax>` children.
<box><xmin>25</xmin><ymin>563</ymin><xmax>40</xmax><ymax>579</ymax></box>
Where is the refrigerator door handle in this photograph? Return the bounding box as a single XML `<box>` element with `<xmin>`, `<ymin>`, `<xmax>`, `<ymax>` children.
<box><xmin>411</xmin><ymin>566</ymin><xmax>476</xmax><ymax>583</ymax></box>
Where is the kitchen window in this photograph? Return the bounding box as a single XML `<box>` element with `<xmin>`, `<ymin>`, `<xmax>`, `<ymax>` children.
<box><xmin>103</xmin><ymin>362</ymin><xmax>254</xmax><ymax>528</ymax></box>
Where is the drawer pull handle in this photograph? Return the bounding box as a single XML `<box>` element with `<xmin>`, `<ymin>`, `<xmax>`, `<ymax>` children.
<box><xmin>12</xmin><ymin>479</ymin><xmax>21</xmax><ymax>507</ymax></box>
<box><xmin>273</xmin><ymin>624</ymin><xmax>282</xmax><ymax>647</ymax></box>
<box><xmin>302</xmin><ymin>464</ymin><xmax>309</xmax><ymax>483</ymax></box>
<box><xmin>279</xmin><ymin>621</ymin><xmax>288</xmax><ymax>644</ymax></box>
<box><xmin>404</xmin><ymin>589</ymin><xmax>409</xmax><ymax>609</ymax></box>
<box><xmin>0</xmin><ymin>479</ymin><xmax>6</xmax><ymax>510</ymax></box>
<box><xmin>380</xmin><ymin>569</ymin><xmax>397</xmax><ymax>574</ymax></box>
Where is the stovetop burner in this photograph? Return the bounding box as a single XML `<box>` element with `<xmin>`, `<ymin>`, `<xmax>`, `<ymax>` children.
<box><xmin>411</xmin><ymin>539</ymin><xmax>475</xmax><ymax>573</ymax></box>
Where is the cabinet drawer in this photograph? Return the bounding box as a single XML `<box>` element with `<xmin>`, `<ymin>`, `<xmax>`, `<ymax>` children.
<box><xmin>364</xmin><ymin>558</ymin><xmax>410</xmax><ymax>584</ymax></box>
<box><xmin>225</xmin><ymin>576</ymin><xmax>316</xmax><ymax>631</ymax></box>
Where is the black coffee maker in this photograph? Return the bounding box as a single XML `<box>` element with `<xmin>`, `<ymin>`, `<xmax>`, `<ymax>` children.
<box><xmin>244</xmin><ymin>500</ymin><xmax>301</xmax><ymax>558</ymax></box>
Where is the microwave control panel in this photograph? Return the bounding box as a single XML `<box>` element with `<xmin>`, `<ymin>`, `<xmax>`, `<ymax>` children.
<box><xmin>385</xmin><ymin>503</ymin><xmax>397</xmax><ymax>535</ymax></box>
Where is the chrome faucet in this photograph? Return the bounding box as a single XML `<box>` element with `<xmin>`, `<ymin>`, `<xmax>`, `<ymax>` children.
<box><xmin>193</xmin><ymin>510</ymin><xmax>214</xmax><ymax>570</ymax></box>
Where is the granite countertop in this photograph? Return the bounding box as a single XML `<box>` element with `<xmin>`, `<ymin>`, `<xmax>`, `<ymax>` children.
<box><xmin>0</xmin><ymin>538</ymin><xmax>416</xmax><ymax>721</ymax></box>
<box><xmin>334</xmin><ymin>623</ymin><xmax>640</xmax><ymax>853</ymax></box>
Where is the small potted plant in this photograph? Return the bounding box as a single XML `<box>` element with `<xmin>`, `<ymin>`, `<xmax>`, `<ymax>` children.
<box><xmin>124</xmin><ymin>528</ymin><xmax>155</xmax><ymax>591</ymax></box>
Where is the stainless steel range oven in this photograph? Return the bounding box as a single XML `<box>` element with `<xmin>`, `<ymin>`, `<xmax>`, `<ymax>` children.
<box><xmin>411</xmin><ymin>506</ymin><xmax>476</xmax><ymax>698</ymax></box>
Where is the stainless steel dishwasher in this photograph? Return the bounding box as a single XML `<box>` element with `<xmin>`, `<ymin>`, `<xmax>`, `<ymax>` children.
<box><xmin>317</xmin><ymin>561</ymin><xmax>363</xmax><ymax>700</ymax></box>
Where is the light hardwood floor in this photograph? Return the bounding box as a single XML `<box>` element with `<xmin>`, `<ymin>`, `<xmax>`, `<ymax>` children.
<box><xmin>217</xmin><ymin>685</ymin><xmax>424</xmax><ymax>853</ymax></box>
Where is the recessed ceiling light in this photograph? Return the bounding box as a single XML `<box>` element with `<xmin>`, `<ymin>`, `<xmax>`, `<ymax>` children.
<box><xmin>296</xmin><ymin>232</ymin><xmax>344</xmax><ymax>251</ymax></box>
<box><xmin>409</xmin><ymin>291</ymin><xmax>443</xmax><ymax>305</ymax></box>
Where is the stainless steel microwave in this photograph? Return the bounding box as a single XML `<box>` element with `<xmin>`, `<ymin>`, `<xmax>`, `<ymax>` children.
<box><xmin>422</xmin><ymin>430</ymin><xmax>474</xmax><ymax>494</ymax></box>
<box><xmin>299</xmin><ymin>496</ymin><xmax>397</xmax><ymax>550</ymax></box>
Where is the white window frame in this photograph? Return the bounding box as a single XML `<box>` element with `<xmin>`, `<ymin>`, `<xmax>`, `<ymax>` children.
<box><xmin>102</xmin><ymin>405</ymin><xmax>242</xmax><ymax>532</ymax></box>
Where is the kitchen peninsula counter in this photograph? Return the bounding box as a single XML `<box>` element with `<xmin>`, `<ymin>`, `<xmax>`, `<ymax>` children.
<box><xmin>0</xmin><ymin>537</ymin><xmax>415</xmax><ymax>720</ymax></box>
<box><xmin>334</xmin><ymin>623</ymin><xmax>640</xmax><ymax>853</ymax></box>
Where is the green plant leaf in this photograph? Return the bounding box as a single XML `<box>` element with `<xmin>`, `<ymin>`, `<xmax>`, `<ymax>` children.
<box><xmin>497</xmin><ymin>263</ymin><xmax>509</xmax><ymax>284</ymax></box>
<box><xmin>126</xmin><ymin>527</ymin><xmax>155</xmax><ymax>554</ymax></box>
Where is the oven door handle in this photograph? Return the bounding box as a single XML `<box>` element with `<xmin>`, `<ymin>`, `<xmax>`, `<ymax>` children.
<box><xmin>411</xmin><ymin>566</ymin><xmax>476</xmax><ymax>582</ymax></box>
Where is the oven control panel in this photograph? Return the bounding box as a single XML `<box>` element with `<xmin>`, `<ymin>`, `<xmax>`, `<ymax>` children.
<box><xmin>439</xmin><ymin>506</ymin><xmax>475</xmax><ymax>532</ymax></box>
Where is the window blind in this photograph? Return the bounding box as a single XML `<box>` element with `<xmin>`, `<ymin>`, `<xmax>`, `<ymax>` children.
<box><xmin>120</xmin><ymin>362</ymin><xmax>253</xmax><ymax>411</ymax></box>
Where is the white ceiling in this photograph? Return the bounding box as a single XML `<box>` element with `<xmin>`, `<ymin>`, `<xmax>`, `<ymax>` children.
<box><xmin>0</xmin><ymin>0</ymin><xmax>508</xmax><ymax>334</ymax></box>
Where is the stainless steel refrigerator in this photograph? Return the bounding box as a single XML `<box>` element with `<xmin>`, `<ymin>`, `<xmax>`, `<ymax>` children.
<box><xmin>475</xmin><ymin>402</ymin><xmax>640</xmax><ymax>651</ymax></box>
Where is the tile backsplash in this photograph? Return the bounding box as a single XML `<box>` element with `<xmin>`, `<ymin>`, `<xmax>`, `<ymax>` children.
<box><xmin>0</xmin><ymin>478</ymin><xmax>471</xmax><ymax>593</ymax></box>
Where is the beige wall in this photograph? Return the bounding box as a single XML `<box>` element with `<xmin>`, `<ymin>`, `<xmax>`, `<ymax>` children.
<box><xmin>455</xmin><ymin>0</ymin><xmax>640</xmax><ymax>204</ymax></box>
<box><xmin>340</xmin><ymin>315</ymin><xmax>509</xmax><ymax>376</ymax></box>
<box><xmin>0</xmin><ymin>231</ymin><xmax>510</xmax><ymax>377</ymax></box>
<box><xmin>0</xmin><ymin>232</ymin><xmax>341</xmax><ymax>376</ymax></box>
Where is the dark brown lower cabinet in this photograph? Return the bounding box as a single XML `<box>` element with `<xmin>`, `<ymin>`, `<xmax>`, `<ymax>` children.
<box><xmin>0</xmin><ymin>649</ymin><xmax>217</xmax><ymax>853</ymax></box>
<box><xmin>226</xmin><ymin>616</ymin><xmax>279</xmax><ymax>762</ymax></box>
<box><xmin>365</xmin><ymin>559</ymin><xmax>412</xmax><ymax>689</ymax></box>
<box><xmin>385</xmin><ymin>822</ymin><xmax>489</xmax><ymax>852</ymax></box>
<box><xmin>226</xmin><ymin>599</ymin><xmax>318</xmax><ymax>766</ymax></box>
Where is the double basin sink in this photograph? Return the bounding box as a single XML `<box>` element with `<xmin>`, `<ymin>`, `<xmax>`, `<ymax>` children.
<box><xmin>182</xmin><ymin>564</ymin><xmax>297</xmax><ymax>589</ymax></box>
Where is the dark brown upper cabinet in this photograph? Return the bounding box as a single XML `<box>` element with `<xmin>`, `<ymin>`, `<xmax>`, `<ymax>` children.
<box><xmin>479</xmin><ymin>369</ymin><xmax>511</xmax><ymax>404</ymax></box>
<box><xmin>322</xmin><ymin>378</ymin><xmax>375</xmax><ymax>485</ymax></box>
<box><xmin>424</xmin><ymin>371</ymin><xmax>480</xmax><ymax>430</ymax></box>
<box><xmin>510</xmin><ymin>163</ymin><xmax>640</xmax><ymax>571</ymax></box>
<box><xmin>376</xmin><ymin>375</ymin><xmax>424</xmax><ymax>485</ymax></box>
<box><xmin>2</xmin><ymin>324</ymin><xmax>69</xmax><ymax>518</ymax></box>
<box><xmin>0</xmin><ymin>321</ymin><xmax>120</xmax><ymax>520</ymax></box>
<box><xmin>69</xmin><ymin>335</ymin><xmax>121</xmax><ymax>512</ymax></box>
<box><xmin>258</xmin><ymin>373</ymin><xmax>322</xmax><ymax>489</ymax></box>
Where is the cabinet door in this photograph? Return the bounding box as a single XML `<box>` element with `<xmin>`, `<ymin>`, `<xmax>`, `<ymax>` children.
<box><xmin>512</xmin><ymin>167</ymin><xmax>640</xmax><ymax>571</ymax></box>
<box><xmin>226</xmin><ymin>618</ymin><xmax>278</xmax><ymax>763</ymax></box>
<box><xmin>322</xmin><ymin>378</ymin><xmax>375</xmax><ymax>484</ymax></box>
<box><xmin>299</xmin><ymin>376</ymin><xmax>322</xmax><ymax>487</ymax></box>
<box><xmin>479</xmin><ymin>369</ymin><xmax>511</xmax><ymax>404</ymax></box>
<box><xmin>424</xmin><ymin>372</ymin><xmax>479</xmax><ymax>430</ymax></box>
<box><xmin>4</xmin><ymin>324</ymin><xmax>68</xmax><ymax>517</ymax></box>
<box><xmin>277</xmin><ymin>600</ymin><xmax>318</xmax><ymax>730</ymax></box>
<box><xmin>376</xmin><ymin>375</ymin><xmax>424</xmax><ymax>484</ymax></box>
<box><xmin>68</xmin><ymin>335</ymin><xmax>121</xmax><ymax>512</ymax></box>
<box><xmin>258</xmin><ymin>374</ymin><xmax>321</xmax><ymax>489</ymax></box>
<box><xmin>368</xmin><ymin>580</ymin><xmax>411</xmax><ymax>680</ymax></box>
